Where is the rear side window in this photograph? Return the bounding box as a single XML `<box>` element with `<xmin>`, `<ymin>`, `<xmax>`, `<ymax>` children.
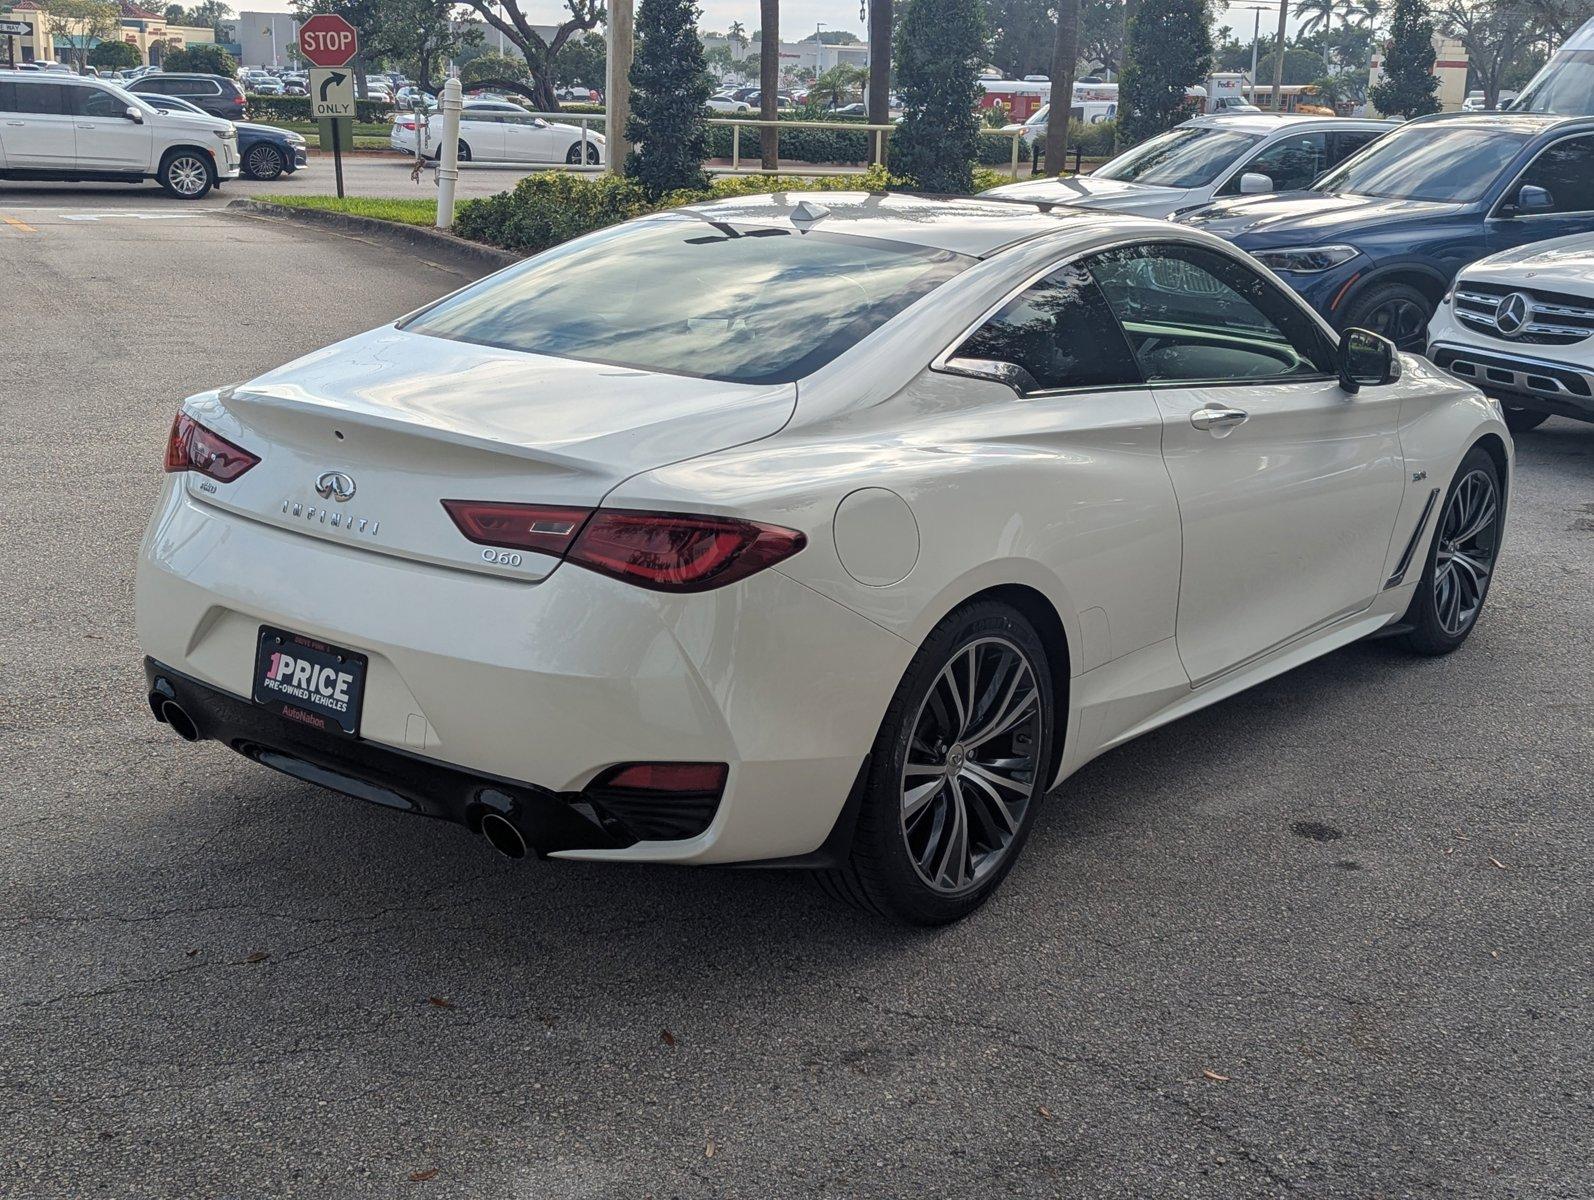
<box><xmin>1222</xmin><ymin>132</ymin><xmax>1327</xmax><ymax>194</ymax></box>
<box><xmin>1514</xmin><ymin>135</ymin><xmax>1594</xmax><ymax>213</ymax></box>
<box><xmin>1328</xmin><ymin>129</ymin><xmax>1383</xmax><ymax>168</ymax></box>
<box><xmin>9</xmin><ymin>82</ymin><xmax>66</xmax><ymax>115</ymax></box>
<box><xmin>955</xmin><ymin>264</ymin><xmax>1141</xmax><ymax>391</ymax></box>
<box><xmin>70</xmin><ymin>87</ymin><xmax>128</xmax><ymax>118</ymax></box>
<box><xmin>402</xmin><ymin>217</ymin><xmax>972</xmax><ymax>384</ymax></box>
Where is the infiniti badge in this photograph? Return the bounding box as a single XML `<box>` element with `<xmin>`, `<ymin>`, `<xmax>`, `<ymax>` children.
<box><xmin>315</xmin><ymin>470</ymin><xmax>356</xmax><ymax>503</ymax></box>
<box><xmin>1493</xmin><ymin>292</ymin><xmax>1533</xmax><ymax>338</ymax></box>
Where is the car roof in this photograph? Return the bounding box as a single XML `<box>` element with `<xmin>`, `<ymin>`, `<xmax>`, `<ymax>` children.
<box><xmin>1183</xmin><ymin>112</ymin><xmax>1399</xmax><ymax>133</ymax></box>
<box><xmin>667</xmin><ymin>191</ymin><xmax>1177</xmax><ymax>258</ymax></box>
<box><xmin>1406</xmin><ymin>110</ymin><xmax>1592</xmax><ymax>133</ymax></box>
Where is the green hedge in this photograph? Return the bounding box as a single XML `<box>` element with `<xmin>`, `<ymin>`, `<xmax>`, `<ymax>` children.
<box><xmin>453</xmin><ymin>164</ymin><xmax>912</xmax><ymax>256</ymax></box>
<box><xmin>246</xmin><ymin>94</ymin><xmax>393</xmax><ymax>124</ymax></box>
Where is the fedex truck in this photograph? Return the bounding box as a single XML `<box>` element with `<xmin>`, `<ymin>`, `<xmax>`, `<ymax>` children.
<box><xmin>1512</xmin><ymin>16</ymin><xmax>1594</xmax><ymax>114</ymax></box>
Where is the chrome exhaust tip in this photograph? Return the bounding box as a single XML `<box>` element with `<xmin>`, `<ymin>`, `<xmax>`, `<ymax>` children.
<box><xmin>159</xmin><ymin>699</ymin><xmax>200</xmax><ymax>743</ymax></box>
<box><xmin>480</xmin><ymin>812</ymin><xmax>528</xmax><ymax>859</ymax></box>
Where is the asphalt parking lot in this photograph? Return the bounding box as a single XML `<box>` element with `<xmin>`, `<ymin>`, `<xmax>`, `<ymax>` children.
<box><xmin>1</xmin><ymin>196</ymin><xmax>1590</xmax><ymax>1199</ymax></box>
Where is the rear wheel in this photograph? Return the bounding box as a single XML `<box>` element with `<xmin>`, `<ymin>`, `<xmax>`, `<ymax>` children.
<box><xmin>1342</xmin><ymin>282</ymin><xmax>1433</xmax><ymax>352</ymax></box>
<box><xmin>158</xmin><ymin>150</ymin><xmax>213</xmax><ymax>199</ymax></box>
<box><xmin>243</xmin><ymin>143</ymin><xmax>284</xmax><ymax>180</ymax></box>
<box><xmin>565</xmin><ymin>140</ymin><xmax>601</xmax><ymax>165</ymax></box>
<box><xmin>1501</xmin><ymin>405</ymin><xmax>1549</xmax><ymax>434</ymax></box>
<box><xmin>457</xmin><ymin>139</ymin><xmax>472</xmax><ymax>162</ymax></box>
<box><xmin>820</xmin><ymin>600</ymin><xmax>1057</xmax><ymax>925</ymax></box>
<box><xmin>1395</xmin><ymin>446</ymin><xmax>1502</xmax><ymax>656</ymax></box>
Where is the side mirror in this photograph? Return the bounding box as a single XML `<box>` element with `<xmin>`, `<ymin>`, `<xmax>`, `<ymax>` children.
<box><xmin>124</xmin><ymin>105</ymin><xmax>144</xmax><ymax>123</ymax></box>
<box><xmin>941</xmin><ymin>356</ymin><xmax>1041</xmax><ymax>395</ymax></box>
<box><xmin>1239</xmin><ymin>171</ymin><xmax>1273</xmax><ymax>194</ymax></box>
<box><xmin>1517</xmin><ymin>184</ymin><xmax>1554</xmax><ymax>213</ymax></box>
<box><xmin>1339</xmin><ymin>328</ymin><xmax>1402</xmax><ymax>393</ymax></box>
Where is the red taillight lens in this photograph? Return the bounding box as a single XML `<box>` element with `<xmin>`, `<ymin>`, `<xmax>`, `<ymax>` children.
<box><xmin>164</xmin><ymin>411</ymin><xmax>259</xmax><ymax>482</ymax></box>
<box><xmin>440</xmin><ymin>499</ymin><xmax>591</xmax><ymax>557</ymax></box>
<box><xmin>594</xmin><ymin>762</ymin><xmax>728</xmax><ymax>794</ymax></box>
<box><xmin>440</xmin><ymin>501</ymin><xmax>805</xmax><ymax>591</ymax></box>
<box><xmin>568</xmin><ymin>510</ymin><xmax>806</xmax><ymax>592</ymax></box>
<box><xmin>400</xmin><ymin>120</ymin><xmax>416</xmax><ymax>130</ymax></box>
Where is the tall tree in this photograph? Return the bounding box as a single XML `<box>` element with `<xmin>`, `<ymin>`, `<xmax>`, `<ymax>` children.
<box><xmin>1042</xmin><ymin>0</ymin><xmax>1080</xmax><ymax>173</ymax></box>
<box><xmin>985</xmin><ymin>0</ymin><xmax>1054</xmax><ymax>78</ymax></box>
<box><xmin>759</xmin><ymin>0</ymin><xmax>778</xmax><ymax>169</ymax></box>
<box><xmin>1118</xmin><ymin>0</ymin><xmax>1211</xmax><ymax>143</ymax></box>
<box><xmin>1439</xmin><ymin>0</ymin><xmax>1537</xmax><ymax>106</ymax></box>
<box><xmin>1370</xmin><ymin>0</ymin><xmax>1441</xmax><ymax>115</ymax></box>
<box><xmin>892</xmin><ymin>0</ymin><xmax>983</xmax><ymax>192</ymax></box>
<box><xmin>43</xmin><ymin>0</ymin><xmax>119</xmax><ymax>72</ymax></box>
<box><xmin>455</xmin><ymin>0</ymin><xmax>606</xmax><ymax>110</ymax></box>
<box><xmin>727</xmin><ymin>18</ymin><xmax>747</xmax><ymax>51</ymax></box>
<box><xmin>625</xmin><ymin>0</ymin><xmax>712</xmax><ymax>194</ymax></box>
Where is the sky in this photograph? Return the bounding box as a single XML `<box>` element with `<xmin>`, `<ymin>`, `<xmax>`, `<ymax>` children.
<box><xmin>234</xmin><ymin>0</ymin><xmax>1303</xmax><ymax>49</ymax></box>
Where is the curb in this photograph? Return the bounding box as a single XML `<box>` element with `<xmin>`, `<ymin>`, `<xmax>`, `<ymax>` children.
<box><xmin>224</xmin><ymin>199</ymin><xmax>522</xmax><ymax>274</ymax></box>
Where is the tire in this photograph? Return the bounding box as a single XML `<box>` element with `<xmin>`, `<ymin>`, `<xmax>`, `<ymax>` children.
<box><xmin>457</xmin><ymin>140</ymin><xmax>472</xmax><ymax>162</ymax></box>
<box><xmin>1395</xmin><ymin>445</ymin><xmax>1503</xmax><ymax>657</ymax></box>
<box><xmin>1340</xmin><ymin>281</ymin><xmax>1433</xmax><ymax>353</ymax></box>
<box><xmin>243</xmin><ymin>143</ymin><xmax>284</xmax><ymax>181</ymax></box>
<box><xmin>565</xmin><ymin>140</ymin><xmax>600</xmax><ymax>165</ymax></box>
<box><xmin>819</xmin><ymin>600</ymin><xmax>1058</xmax><ymax>926</ymax></box>
<box><xmin>158</xmin><ymin>150</ymin><xmax>213</xmax><ymax>199</ymax></box>
<box><xmin>1502</xmin><ymin>405</ymin><xmax>1549</xmax><ymax>434</ymax></box>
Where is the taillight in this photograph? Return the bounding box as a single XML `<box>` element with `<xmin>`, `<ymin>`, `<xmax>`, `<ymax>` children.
<box><xmin>440</xmin><ymin>500</ymin><xmax>589</xmax><ymax>556</ymax></box>
<box><xmin>569</xmin><ymin>510</ymin><xmax>806</xmax><ymax>592</ymax></box>
<box><xmin>164</xmin><ymin>411</ymin><xmax>258</xmax><ymax>482</ymax></box>
<box><xmin>583</xmin><ymin>761</ymin><xmax>728</xmax><ymax>841</ymax></box>
<box><xmin>440</xmin><ymin>502</ymin><xmax>805</xmax><ymax>591</ymax></box>
<box><xmin>400</xmin><ymin>119</ymin><xmax>416</xmax><ymax>130</ymax></box>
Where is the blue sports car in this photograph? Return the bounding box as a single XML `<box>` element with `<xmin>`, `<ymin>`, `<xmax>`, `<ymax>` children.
<box><xmin>1177</xmin><ymin>113</ymin><xmax>1594</xmax><ymax>350</ymax></box>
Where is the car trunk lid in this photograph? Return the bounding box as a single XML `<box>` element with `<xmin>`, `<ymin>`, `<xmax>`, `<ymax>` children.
<box><xmin>186</xmin><ymin>326</ymin><xmax>796</xmax><ymax>581</ymax></box>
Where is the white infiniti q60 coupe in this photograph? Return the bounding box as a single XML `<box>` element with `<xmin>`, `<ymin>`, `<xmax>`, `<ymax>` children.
<box><xmin>138</xmin><ymin>192</ymin><xmax>1511</xmax><ymax>925</ymax></box>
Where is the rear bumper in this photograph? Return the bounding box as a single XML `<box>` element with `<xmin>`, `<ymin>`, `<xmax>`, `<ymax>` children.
<box><xmin>136</xmin><ymin>481</ymin><xmax>911</xmax><ymax>864</ymax></box>
<box><xmin>146</xmin><ymin>658</ymin><xmax>629</xmax><ymax>853</ymax></box>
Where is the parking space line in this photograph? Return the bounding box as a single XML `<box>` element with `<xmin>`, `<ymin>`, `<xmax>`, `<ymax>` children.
<box><xmin>2</xmin><ymin>215</ymin><xmax>38</xmax><ymax>233</ymax></box>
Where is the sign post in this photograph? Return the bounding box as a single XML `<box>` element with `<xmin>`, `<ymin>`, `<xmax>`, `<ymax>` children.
<box><xmin>0</xmin><ymin>19</ymin><xmax>29</xmax><ymax>69</ymax></box>
<box><xmin>298</xmin><ymin>13</ymin><xmax>359</xmax><ymax>199</ymax></box>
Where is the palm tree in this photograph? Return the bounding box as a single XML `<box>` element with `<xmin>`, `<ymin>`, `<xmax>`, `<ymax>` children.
<box><xmin>728</xmin><ymin>19</ymin><xmax>747</xmax><ymax>54</ymax></box>
<box><xmin>1343</xmin><ymin>0</ymin><xmax>1381</xmax><ymax>28</ymax></box>
<box><xmin>1296</xmin><ymin>0</ymin><xmax>1337</xmax><ymax>36</ymax></box>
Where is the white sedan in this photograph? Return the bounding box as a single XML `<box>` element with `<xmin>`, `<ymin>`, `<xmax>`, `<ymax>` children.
<box><xmin>984</xmin><ymin>113</ymin><xmax>1397</xmax><ymax>217</ymax></box>
<box><xmin>706</xmin><ymin>94</ymin><xmax>752</xmax><ymax>113</ymax></box>
<box><xmin>138</xmin><ymin>193</ymin><xmax>1509</xmax><ymax>925</ymax></box>
<box><xmin>415</xmin><ymin>100</ymin><xmax>604</xmax><ymax>164</ymax></box>
<box><xmin>1426</xmin><ymin>229</ymin><xmax>1594</xmax><ymax>431</ymax></box>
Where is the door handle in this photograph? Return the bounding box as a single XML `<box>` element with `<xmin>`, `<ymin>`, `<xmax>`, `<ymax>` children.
<box><xmin>77</xmin><ymin>123</ymin><xmax>96</xmax><ymax>129</ymax></box>
<box><xmin>4</xmin><ymin>120</ymin><xmax>24</xmax><ymax>126</ymax></box>
<box><xmin>1190</xmin><ymin>406</ymin><xmax>1249</xmax><ymax>432</ymax></box>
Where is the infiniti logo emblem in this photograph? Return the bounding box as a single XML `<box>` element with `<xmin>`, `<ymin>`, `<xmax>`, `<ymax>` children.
<box><xmin>315</xmin><ymin>470</ymin><xmax>356</xmax><ymax>503</ymax></box>
<box><xmin>1493</xmin><ymin>292</ymin><xmax>1533</xmax><ymax>338</ymax></box>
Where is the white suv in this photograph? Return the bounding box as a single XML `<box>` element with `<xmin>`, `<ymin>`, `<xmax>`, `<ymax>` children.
<box><xmin>0</xmin><ymin>70</ymin><xmax>239</xmax><ymax>198</ymax></box>
<box><xmin>1427</xmin><ymin>230</ymin><xmax>1594</xmax><ymax>432</ymax></box>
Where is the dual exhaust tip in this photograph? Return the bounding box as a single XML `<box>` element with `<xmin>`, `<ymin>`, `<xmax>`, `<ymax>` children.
<box><xmin>149</xmin><ymin>679</ymin><xmax>533</xmax><ymax>861</ymax></box>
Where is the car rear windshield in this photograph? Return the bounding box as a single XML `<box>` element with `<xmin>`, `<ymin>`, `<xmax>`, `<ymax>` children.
<box><xmin>1094</xmin><ymin>126</ymin><xmax>1263</xmax><ymax>188</ymax></box>
<box><xmin>401</xmin><ymin>217</ymin><xmax>972</xmax><ymax>384</ymax></box>
<box><xmin>1312</xmin><ymin>126</ymin><xmax>1531</xmax><ymax>202</ymax></box>
<box><xmin>1512</xmin><ymin>49</ymin><xmax>1594</xmax><ymax>115</ymax></box>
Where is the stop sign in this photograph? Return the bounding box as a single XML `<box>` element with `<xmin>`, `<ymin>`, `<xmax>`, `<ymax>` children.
<box><xmin>298</xmin><ymin>14</ymin><xmax>358</xmax><ymax>68</ymax></box>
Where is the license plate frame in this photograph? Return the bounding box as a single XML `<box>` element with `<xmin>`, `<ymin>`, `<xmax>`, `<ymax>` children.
<box><xmin>252</xmin><ymin>625</ymin><xmax>368</xmax><ymax>737</ymax></box>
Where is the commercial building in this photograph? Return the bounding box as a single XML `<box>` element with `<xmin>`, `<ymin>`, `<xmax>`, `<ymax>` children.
<box><xmin>0</xmin><ymin>0</ymin><xmax>214</xmax><ymax>67</ymax></box>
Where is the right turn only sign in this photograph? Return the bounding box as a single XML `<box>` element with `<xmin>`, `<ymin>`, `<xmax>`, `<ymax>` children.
<box><xmin>310</xmin><ymin>68</ymin><xmax>356</xmax><ymax>119</ymax></box>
